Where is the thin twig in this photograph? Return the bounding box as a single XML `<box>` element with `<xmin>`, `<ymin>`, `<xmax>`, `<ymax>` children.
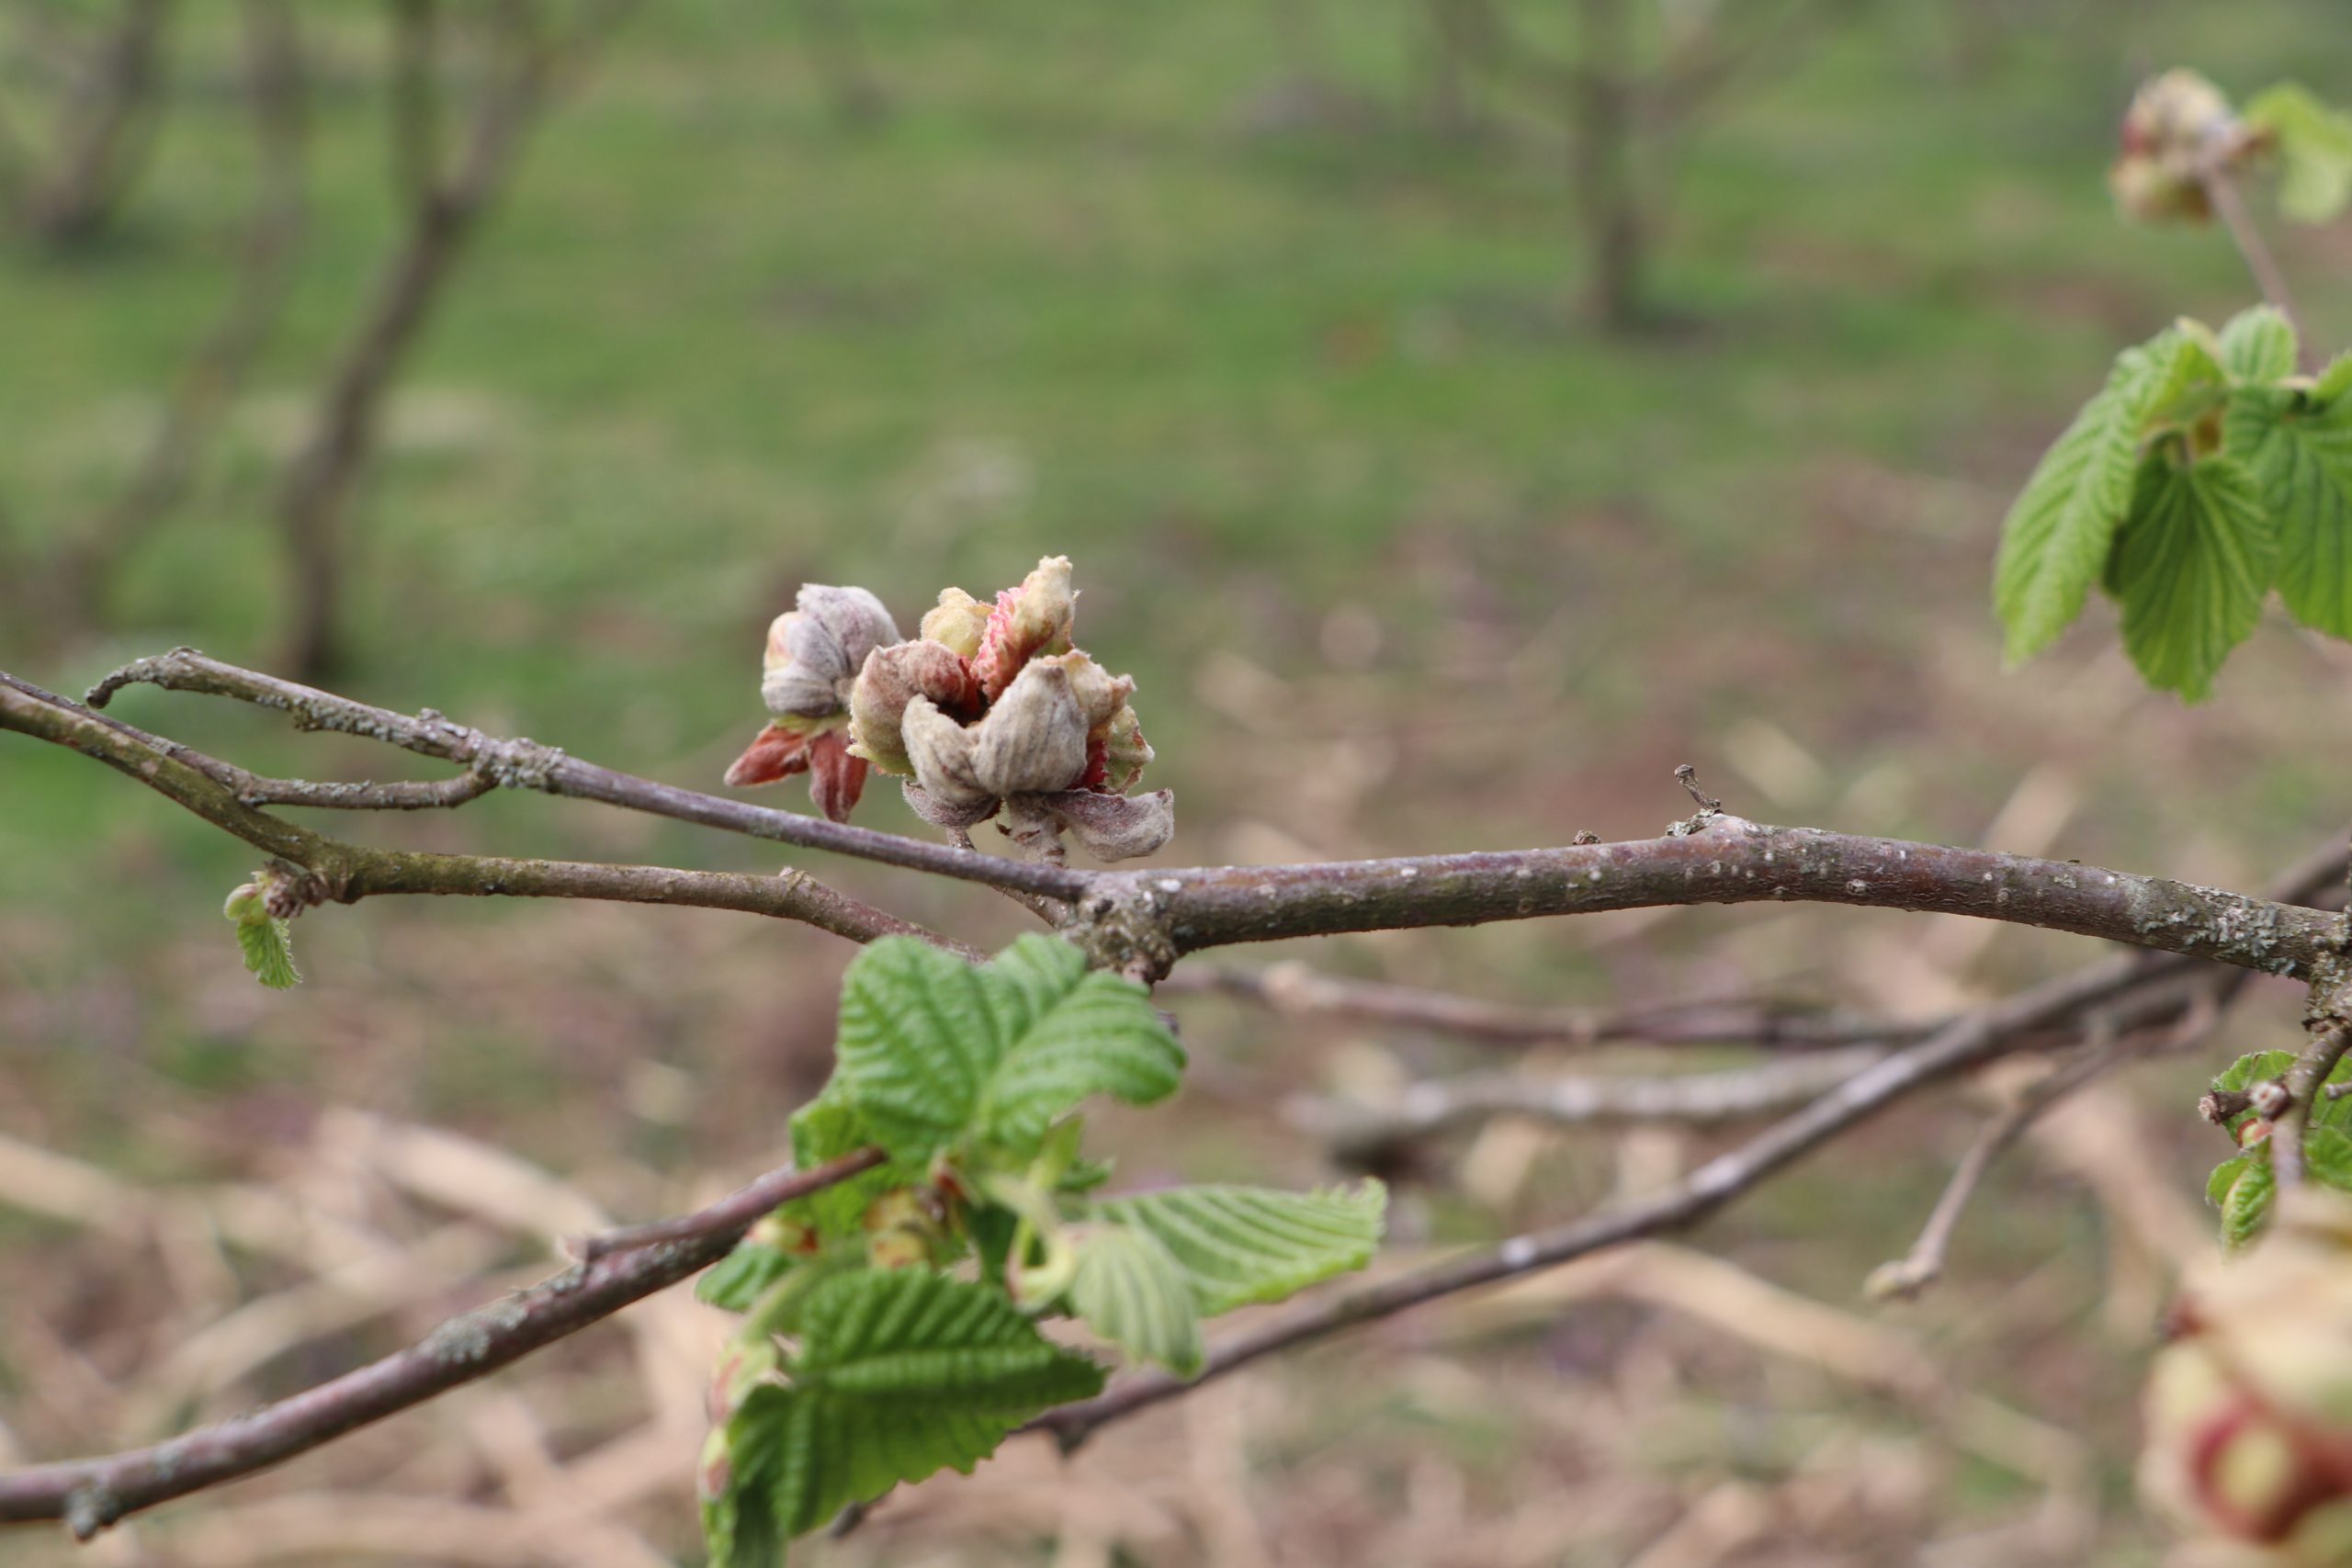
<box><xmin>1033</xmin><ymin>946</ymin><xmax>2188</xmax><ymax>1449</ymax></box>
<box><xmin>570</xmin><ymin>1147</ymin><xmax>886</xmax><ymax>1262</ymax></box>
<box><xmin>2271</xmin><ymin>1022</ymin><xmax>2352</xmax><ymax>1189</ymax></box>
<box><xmin>78</xmin><ymin>649</ymin><xmax>1088</xmax><ymax>899</ymax></box>
<box><xmin>0</xmin><ymin>1149</ymin><xmax>884</xmax><ymax>1534</ymax></box>
<box><xmin>1302</xmin><ymin>1045</ymin><xmax>1888</xmax><ymax>1156</ymax></box>
<box><xmin>1872</xmin><ymin>968</ymin><xmax>2234</xmax><ymax>1296</ymax></box>
<box><xmin>0</xmin><ymin>674</ymin><xmax>972</xmax><ymax>953</ymax></box>
<box><xmin>2200</xmin><ymin>159</ymin><xmax>2313</xmax><ymax>370</ymax></box>
<box><xmin>947</xmin><ymin>824</ymin><xmax>1066</xmax><ymax>926</ymax></box>
<box><xmin>1865</xmin><ymin>1033</ymin><xmax>2128</xmax><ymax>1302</ymax></box>
<box><xmin>1162</xmin><ymin>961</ymin><xmax>1924</xmax><ymax>1053</ymax></box>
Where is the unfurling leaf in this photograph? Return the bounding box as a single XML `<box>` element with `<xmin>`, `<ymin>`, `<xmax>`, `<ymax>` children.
<box><xmin>2227</xmin><ymin>384</ymin><xmax>2352</xmax><ymax>637</ymax></box>
<box><xmin>2220</xmin><ymin>1156</ymin><xmax>2277</xmax><ymax>1251</ymax></box>
<box><xmin>2208</xmin><ymin>1152</ymin><xmax>2256</xmax><ymax>1211</ymax></box>
<box><xmin>222</xmin><ymin>883</ymin><xmax>300</xmax><ymax>990</ymax></box>
<box><xmin>1068</xmin><ymin>1222</ymin><xmax>1204</xmax><ymax>1374</ymax></box>
<box><xmin>2104</xmin><ymin>454</ymin><xmax>2276</xmax><ymax>700</ymax></box>
<box><xmin>707</xmin><ymin>1269</ymin><xmax>1102</xmax><ymax>1558</ymax></box>
<box><xmin>2316</xmin><ymin>355</ymin><xmax>2352</xmax><ymax>405</ymax></box>
<box><xmin>1089</xmin><ymin>1181</ymin><xmax>1386</xmax><ymax>1316</ymax></box>
<box><xmin>1994</xmin><ymin>331</ymin><xmax>2214</xmax><ymax>663</ymax></box>
<box><xmin>2216</xmin><ymin>304</ymin><xmax>2299</xmax><ymax>384</ymax></box>
<box><xmin>831</xmin><ymin>935</ymin><xmax>1183</xmax><ymax>1161</ymax></box>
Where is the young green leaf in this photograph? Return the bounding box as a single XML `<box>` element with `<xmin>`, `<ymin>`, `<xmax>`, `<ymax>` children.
<box><xmin>1089</xmin><ymin>1181</ymin><xmax>1385</xmax><ymax>1316</ymax></box>
<box><xmin>2244</xmin><ymin>83</ymin><xmax>2352</xmax><ymax>224</ymax></box>
<box><xmin>2217</xmin><ymin>305</ymin><xmax>2299</xmax><ymax>383</ymax></box>
<box><xmin>2212</xmin><ymin>1050</ymin><xmax>2301</xmax><ymax>1096</ymax></box>
<box><xmin>2315</xmin><ymin>355</ymin><xmax>2352</xmax><ymax>405</ymax></box>
<box><xmin>2220</xmin><ymin>1155</ymin><xmax>2275</xmax><ymax>1250</ymax></box>
<box><xmin>775</xmin><ymin>1095</ymin><xmax>904</xmax><ymax>1240</ymax></box>
<box><xmin>831</xmin><ymin>936</ymin><xmax>1183</xmax><ymax>1161</ymax></box>
<box><xmin>1994</xmin><ymin>333</ymin><xmax>2203</xmax><ymax>663</ymax></box>
<box><xmin>712</xmin><ymin>1269</ymin><xmax>1103</xmax><ymax>1549</ymax></box>
<box><xmin>2205</xmin><ymin>1049</ymin><xmax>2352</xmax><ymax>1136</ymax></box>
<box><xmin>2226</xmin><ymin>385</ymin><xmax>2352</xmax><ymax>637</ymax></box>
<box><xmin>2208</xmin><ymin>1151</ymin><xmax>2256</xmax><ymax>1210</ymax></box>
<box><xmin>2105</xmin><ymin>454</ymin><xmax>2277</xmax><ymax>699</ymax></box>
<box><xmin>2307</xmin><ymin>1126</ymin><xmax>2352</xmax><ymax>1193</ymax></box>
<box><xmin>233</xmin><ymin>916</ymin><xmax>301</xmax><ymax>989</ymax></box>
<box><xmin>1068</xmin><ymin>1221</ymin><xmax>1204</xmax><ymax>1374</ymax></box>
<box><xmin>697</xmin><ymin>1242</ymin><xmax>800</xmax><ymax>1313</ymax></box>
<box><xmin>973</xmin><ymin>936</ymin><xmax>1185</xmax><ymax>1147</ymax></box>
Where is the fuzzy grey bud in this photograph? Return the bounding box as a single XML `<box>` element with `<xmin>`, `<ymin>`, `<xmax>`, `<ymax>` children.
<box><xmin>848</xmin><ymin>639</ymin><xmax>980</xmax><ymax>776</ymax></box>
<box><xmin>971</xmin><ymin>660</ymin><xmax>1089</xmax><ymax>798</ymax></box>
<box><xmin>901</xmin><ymin>696</ymin><xmax>993</xmax><ymax>815</ymax></box>
<box><xmin>760</xmin><ymin>584</ymin><xmax>900</xmax><ymax>719</ymax></box>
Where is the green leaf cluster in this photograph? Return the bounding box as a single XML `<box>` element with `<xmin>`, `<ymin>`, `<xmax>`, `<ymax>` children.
<box><xmin>695</xmin><ymin>936</ymin><xmax>1387</xmax><ymax>1565</ymax></box>
<box><xmin>1994</xmin><ymin>308</ymin><xmax>2352</xmax><ymax>698</ymax></box>
<box><xmin>2202</xmin><ymin>1049</ymin><xmax>2352</xmax><ymax>1248</ymax></box>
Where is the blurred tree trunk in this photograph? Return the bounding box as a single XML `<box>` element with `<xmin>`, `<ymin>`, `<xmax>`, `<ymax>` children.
<box><xmin>1421</xmin><ymin>0</ymin><xmax>1494</xmax><ymax>141</ymax></box>
<box><xmin>8</xmin><ymin>0</ymin><xmax>175</xmax><ymax>248</ymax></box>
<box><xmin>48</xmin><ymin>0</ymin><xmax>306</xmax><ymax>637</ymax></box>
<box><xmin>797</xmin><ymin>0</ymin><xmax>887</xmax><ymax>130</ymax></box>
<box><xmin>278</xmin><ymin>0</ymin><xmax>548</xmax><ymax>680</ymax></box>
<box><xmin>1569</xmin><ymin>0</ymin><xmax>1643</xmax><ymax>331</ymax></box>
<box><xmin>277</xmin><ymin>0</ymin><xmax>641</xmax><ymax>679</ymax></box>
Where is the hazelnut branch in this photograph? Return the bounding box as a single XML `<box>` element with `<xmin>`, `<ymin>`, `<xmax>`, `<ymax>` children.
<box><xmin>0</xmin><ymin>1148</ymin><xmax>885</xmax><ymax>1535</ymax></box>
<box><xmin>80</xmin><ymin>648</ymin><xmax>1090</xmax><ymax>901</ymax></box>
<box><xmin>0</xmin><ymin>673</ymin><xmax>972</xmax><ymax>955</ymax></box>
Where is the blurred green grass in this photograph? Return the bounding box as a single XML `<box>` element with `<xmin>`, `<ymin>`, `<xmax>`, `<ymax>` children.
<box><xmin>6</xmin><ymin>0</ymin><xmax>2349</xmax><ymax>1116</ymax></box>
<box><xmin>3</xmin><ymin>1</ymin><xmax>2338</xmax><ymax>749</ymax></box>
<box><xmin>6</xmin><ymin>7</ymin><xmax>2352</xmax><ymax>1558</ymax></box>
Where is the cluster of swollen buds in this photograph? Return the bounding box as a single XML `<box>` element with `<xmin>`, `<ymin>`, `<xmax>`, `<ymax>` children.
<box><xmin>724</xmin><ymin>557</ymin><xmax>1173</xmax><ymax>863</ymax></box>
<box><xmin>2110</xmin><ymin>69</ymin><xmax>2247</xmax><ymax>223</ymax></box>
<box><xmin>2141</xmin><ymin>1188</ymin><xmax>2352</xmax><ymax>1562</ymax></box>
